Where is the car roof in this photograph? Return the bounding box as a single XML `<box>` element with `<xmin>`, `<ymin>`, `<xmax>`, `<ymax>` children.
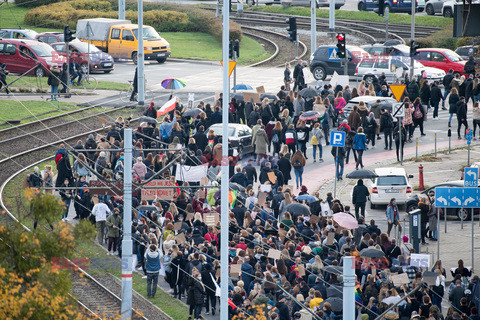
<box><xmin>374</xmin><ymin>167</ymin><xmax>407</xmax><ymax>176</ymax></box>
<box><xmin>0</xmin><ymin>39</ymin><xmax>45</xmax><ymax>46</ymax></box>
<box><xmin>209</xmin><ymin>123</ymin><xmax>248</xmax><ymax>129</ymax></box>
<box><xmin>417</xmin><ymin>48</ymin><xmax>448</xmax><ymax>52</ymax></box>
<box><xmin>36</xmin><ymin>32</ymin><xmax>62</xmax><ymax>36</ymax></box>
<box><xmin>348</xmin><ymin>96</ymin><xmax>385</xmax><ymax>103</ymax></box>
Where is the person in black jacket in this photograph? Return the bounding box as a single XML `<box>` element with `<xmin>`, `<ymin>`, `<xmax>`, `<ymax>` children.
<box><xmin>331</xmin><ymin>145</ymin><xmax>345</xmax><ymax>181</ymax></box>
<box><xmin>430</xmin><ymin>81</ymin><xmax>443</xmax><ymax>120</ymax></box>
<box><xmin>442</xmin><ymin>69</ymin><xmax>455</xmax><ymax>108</ymax></box>
<box><xmin>247</xmin><ymin>105</ymin><xmax>260</xmax><ymax>127</ymax></box>
<box><xmin>144</xmin><ymin>101</ymin><xmax>157</xmax><ymax>118</ymax></box>
<box><xmin>407</xmin><ymin>77</ymin><xmax>420</xmax><ymax>102</ymax></box>
<box><xmin>420</xmin><ymin>80</ymin><xmax>431</xmax><ymax>109</ymax></box>
<box><xmin>243</xmin><ymin>159</ymin><xmax>257</xmax><ymax>186</ymax></box>
<box><xmin>192</xmin><ymin>272</ymin><xmax>206</xmax><ymax>320</ymax></box>
<box><xmin>465</xmin><ymin>74</ymin><xmax>475</xmax><ymax>104</ymax></box>
<box><xmin>380</xmin><ymin>109</ymin><xmax>394</xmax><ymax>150</ymax></box>
<box><xmin>277</xmin><ymin>153</ymin><xmax>291</xmax><ymax>185</ymax></box>
<box><xmin>352</xmin><ymin>179</ymin><xmax>369</xmax><ymax>220</ymax></box>
<box><xmin>230</xmin><ymin>166</ymin><xmax>247</xmax><ymax>187</ymax></box>
<box><xmin>276</xmin><ymin>295</ymin><xmax>290</xmax><ymax>320</ymax></box>
<box><xmin>0</xmin><ymin>63</ymin><xmax>9</xmax><ymax>94</ymax></box>
<box><xmin>456</xmin><ymin>96</ymin><xmax>468</xmax><ymax>139</ymax></box>
<box><xmin>193</xmin><ymin>126</ymin><xmax>208</xmax><ymax>154</ymax></box>
<box><xmin>130</xmin><ymin>67</ymin><xmax>138</xmax><ymax>101</ymax></box>
<box><xmin>201</xmin><ymin>264</ymin><xmax>217</xmax><ymax>315</ymax></box>
<box><xmin>465</xmin><ymin>56</ymin><xmax>477</xmax><ymax>76</ymax></box>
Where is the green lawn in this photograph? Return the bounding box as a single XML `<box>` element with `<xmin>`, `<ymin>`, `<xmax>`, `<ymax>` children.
<box><xmin>162</xmin><ymin>32</ymin><xmax>269</xmax><ymax>65</ymax></box>
<box><xmin>5</xmin><ymin>75</ymin><xmax>129</xmax><ymax>91</ymax></box>
<box><xmin>0</xmin><ymin>3</ymin><xmax>61</xmax><ymax>33</ymax></box>
<box><xmin>248</xmin><ymin>5</ymin><xmax>452</xmax><ymax>28</ymax></box>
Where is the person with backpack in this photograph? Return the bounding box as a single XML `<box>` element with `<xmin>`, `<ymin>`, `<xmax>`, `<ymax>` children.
<box><xmin>394</xmin><ymin>123</ymin><xmax>407</xmax><ymax>162</ymax></box>
<box><xmin>448</xmin><ymin>88</ymin><xmax>460</xmax><ymax>128</ymax></box>
<box><xmin>291</xmin><ymin>150</ymin><xmax>306</xmax><ymax>189</ymax></box>
<box><xmin>145</xmin><ymin>244</ymin><xmax>162</xmax><ymax>298</ymax></box>
<box><xmin>412</xmin><ymin>97</ymin><xmax>426</xmax><ymax>136</ymax></box>
<box><xmin>284</xmin><ymin>124</ymin><xmax>298</xmax><ymax>154</ymax></box>
<box><xmin>364</xmin><ymin>112</ymin><xmax>378</xmax><ymax>149</ymax></box>
<box><xmin>353</xmin><ymin>127</ymin><xmax>367</xmax><ymax>170</ymax></box>
<box><xmin>456</xmin><ymin>96</ymin><xmax>468</xmax><ymax>139</ymax></box>
<box><xmin>386</xmin><ymin>198</ymin><xmax>402</xmax><ymax>237</ymax></box>
<box><xmin>295</xmin><ymin>120</ymin><xmax>310</xmax><ymax>159</ymax></box>
<box><xmin>310</xmin><ymin>122</ymin><xmax>324</xmax><ymax>162</ymax></box>
<box><xmin>331</xmin><ymin>145</ymin><xmax>345</xmax><ymax>181</ymax></box>
<box><xmin>344</xmin><ymin>128</ymin><xmax>357</xmax><ymax>165</ymax></box>
<box><xmin>380</xmin><ymin>108</ymin><xmax>394</xmax><ymax>150</ymax></box>
<box><xmin>271</xmin><ymin>121</ymin><xmax>283</xmax><ymax>157</ymax></box>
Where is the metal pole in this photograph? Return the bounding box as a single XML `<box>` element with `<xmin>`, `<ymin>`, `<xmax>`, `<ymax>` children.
<box><xmin>329</xmin><ymin>0</ymin><xmax>335</xmax><ymax>31</ymax></box>
<box><xmin>343</xmin><ymin>256</ymin><xmax>355</xmax><ymax>320</ymax></box>
<box><xmin>472</xmin><ymin>208</ymin><xmax>475</xmax><ymax>271</ymax></box>
<box><xmin>311</xmin><ymin>0</ymin><xmax>317</xmax><ymax>55</ymax></box>
<box><xmin>445</xmin><ymin>207</ymin><xmax>447</xmax><ymax>233</ymax></box>
<box><xmin>434</xmin><ymin>133</ymin><xmax>437</xmax><ymax>158</ymax></box>
<box><xmin>344</xmin><ymin>57</ymin><xmax>348</xmax><ymax>77</ymax></box>
<box><xmin>137</xmin><ymin>0</ymin><xmax>145</xmax><ymax>105</ymax></box>
<box><xmin>119</xmin><ymin>0</ymin><xmax>125</xmax><ymax>20</ymax></box>
<box><xmin>233</xmin><ymin>51</ymin><xmax>237</xmax><ymax>92</ymax></box>
<box><xmin>66</xmin><ymin>44</ymin><xmax>70</xmax><ymax>98</ymax></box>
<box><xmin>121</xmin><ymin>129</ymin><xmax>133</xmax><ymax>320</ymax></box>
<box><xmin>409</xmin><ymin>0</ymin><xmax>415</xmax><ymax>80</ymax></box>
<box><xmin>385</xmin><ymin>10</ymin><xmax>389</xmax><ymax>42</ymax></box>
<box><xmin>437</xmin><ymin>207</ymin><xmax>440</xmax><ymax>262</ymax></box>
<box><xmin>87</xmin><ymin>22</ymin><xmax>92</xmax><ymax>79</ymax></box>
<box><xmin>400</xmin><ymin>121</ymin><xmax>403</xmax><ymax>165</ymax></box>
<box><xmin>334</xmin><ymin>147</ymin><xmax>337</xmax><ymax>198</ymax></box>
<box><xmin>415</xmin><ymin>138</ymin><xmax>418</xmax><ymax>161</ymax></box>
<box><xmin>468</xmin><ymin>143</ymin><xmax>471</xmax><ymax>166</ymax></box>
<box><xmin>221</xmin><ymin>0</ymin><xmax>230</xmax><ymax>318</ymax></box>
<box><xmin>295</xmin><ymin>39</ymin><xmax>299</xmax><ymax>62</ymax></box>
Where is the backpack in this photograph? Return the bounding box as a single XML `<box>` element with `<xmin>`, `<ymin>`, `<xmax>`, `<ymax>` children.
<box><xmin>310</xmin><ymin>134</ymin><xmax>318</xmax><ymax>145</ymax></box>
<box><xmin>413</xmin><ymin>105</ymin><xmax>423</xmax><ymax>119</ymax></box>
<box><xmin>272</xmin><ymin>133</ymin><xmax>279</xmax><ymax>144</ymax></box>
<box><xmin>285</xmin><ymin>131</ymin><xmax>295</xmax><ymax>144</ymax></box>
<box><xmin>293</xmin><ymin>159</ymin><xmax>302</xmax><ymax>169</ymax></box>
<box><xmin>161</xmin><ymin>127</ymin><xmax>169</xmax><ymax>140</ymax></box>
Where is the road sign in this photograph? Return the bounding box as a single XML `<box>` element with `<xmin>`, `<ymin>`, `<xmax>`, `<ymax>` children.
<box><xmin>389</xmin><ymin>84</ymin><xmax>406</xmax><ymax>102</ymax></box>
<box><xmin>328</xmin><ymin>48</ymin><xmax>340</xmax><ymax>62</ymax></box>
<box><xmin>392</xmin><ymin>103</ymin><xmax>405</xmax><ymax>118</ymax></box>
<box><xmin>464</xmin><ymin>167</ymin><xmax>478</xmax><ymax>188</ymax></box>
<box><xmin>466</xmin><ymin>128</ymin><xmax>473</xmax><ymax>145</ymax></box>
<box><xmin>220</xmin><ymin>61</ymin><xmax>237</xmax><ymax>77</ymax></box>
<box><xmin>330</xmin><ymin>130</ymin><xmax>345</xmax><ymax>147</ymax></box>
<box><xmin>435</xmin><ymin>187</ymin><xmax>480</xmax><ymax>208</ymax></box>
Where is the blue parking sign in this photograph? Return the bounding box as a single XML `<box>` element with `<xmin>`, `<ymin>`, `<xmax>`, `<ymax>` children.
<box><xmin>330</xmin><ymin>131</ymin><xmax>345</xmax><ymax>147</ymax></box>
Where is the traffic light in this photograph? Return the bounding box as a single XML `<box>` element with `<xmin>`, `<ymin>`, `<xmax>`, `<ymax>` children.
<box><xmin>410</xmin><ymin>39</ymin><xmax>419</xmax><ymax>57</ymax></box>
<box><xmin>377</xmin><ymin>0</ymin><xmax>385</xmax><ymax>16</ymax></box>
<box><xmin>63</xmin><ymin>25</ymin><xmax>75</xmax><ymax>43</ymax></box>
<box><xmin>336</xmin><ymin>33</ymin><xmax>346</xmax><ymax>59</ymax></box>
<box><xmin>286</xmin><ymin>17</ymin><xmax>297</xmax><ymax>42</ymax></box>
<box><xmin>229</xmin><ymin>40</ymin><xmax>234</xmax><ymax>60</ymax></box>
<box><xmin>233</xmin><ymin>39</ymin><xmax>240</xmax><ymax>58</ymax></box>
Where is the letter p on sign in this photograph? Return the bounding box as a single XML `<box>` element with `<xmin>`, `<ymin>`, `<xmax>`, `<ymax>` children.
<box><xmin>330</xmin><ymin>131</ymin><xmax>346</xmax><ymax>147</ymax></box>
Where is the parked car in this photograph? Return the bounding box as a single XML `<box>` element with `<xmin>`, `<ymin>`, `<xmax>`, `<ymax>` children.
<box><xmin>357</xmin><ymin>0</ymin><xmax>425</xmax><ymax>13</ymax></box>
<box><xmin>354</xmin><ymin>57</ymin><xmax>445</xmax><ymax>84</ymax></box>
<box><xmin>51</xmin><ymin>39</ymin><xmax>115</xmax><ymax>73</ymax></box>
<box><xmin>35</xmin><ymin>32</ymin><xmax>64</xmax><ymax>44</ymax></box>
<box><xmin>245</xmin><ymin>0</ymin><xmax>280</xmax><ymax>4</ymax></box>
<box><xmin>425</xmin><ymin>0</ymin><xmax>447</xmax><ymax>15</ymax></box>
<box><xmin>405</xmin><ymin>180</ymin><xmax>480</xmax><ymax>220</ymax></box>
<box><xmin>282</xmin><ymin>0</ymin><xmax>345</xmax><ymax>9</ymax></box>
<box><xmin>455</xmin><ymin>45</ymin><xmax>479</xmax><ymax>60</ymax></box>
<box><xmin>309</xmin><ymin>45</ymin><xmax>370</xmax><ymax>80</ymax></box>
<box><xmin>362</xmin><ymin>44</ymin><xmax>410</xmax><ymax>58</ymax></box>
<box><xmin>0</xmin><ymin>28</ymin><xmax>38</xmax><ymax>40</ymax></box>
<box><xmin>0</xmin><ymin>39</ymin><xmax>57</xmax><ymax>77</ymax></box>
<box><xmin>207</xmin><ymin>124</ymin><xmax>254</xmax><ymax>159</ymax></box>
<box><xmin>415</xmin><ymin>48</ymin><xmax>466</xmax><ymax>76</ymax></box>
<box><xmin>366</xmin><ymin>167</ymin><xmax>414</xmax><ymax>208</ymax></box>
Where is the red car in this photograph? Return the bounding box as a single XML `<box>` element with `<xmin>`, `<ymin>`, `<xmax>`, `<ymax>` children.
<box><xmin>415</xmin><ymin>48</ymin><xmax>467</xmax><ymax>76</ymax></box>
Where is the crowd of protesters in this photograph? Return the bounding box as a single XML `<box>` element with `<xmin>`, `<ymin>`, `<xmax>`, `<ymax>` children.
<box><xmin>24</xmin><ymin>61</ymin><xmax>480</xmax><ymax>320</ymax></box>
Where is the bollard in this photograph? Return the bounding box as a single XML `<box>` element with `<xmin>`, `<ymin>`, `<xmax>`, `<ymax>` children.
<box><xmin>418</xmin><ymin>164</ymin><xmax>425</xmax><ymax>191</ymax></box>
<box><xmin>416</xmin><ymin>138</ymin><xmax>418</xmax><ymax>161</ymax></box>
<box><xmin>448</xmin><ymin>129</ymin><xmax>451</xmax><ymax>154</ymax></box>
<box><xmin>434</xmin><ymin>133</ymin><xmax>437</xmax><ymax>158</ymax></box>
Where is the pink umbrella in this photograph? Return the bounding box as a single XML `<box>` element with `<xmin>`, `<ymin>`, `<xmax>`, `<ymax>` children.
<box><xmin>332</xmin><ymin>212</ymin><xmax>359</xmax><ymax>229</ymax></box>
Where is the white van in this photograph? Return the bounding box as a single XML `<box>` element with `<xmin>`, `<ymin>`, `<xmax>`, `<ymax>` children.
<box><xmin>367</xmin><ymin>167</ymin><xmax>413</xmax><ymax>208</ymax></box>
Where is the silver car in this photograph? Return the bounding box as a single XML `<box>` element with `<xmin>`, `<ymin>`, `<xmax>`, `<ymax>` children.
<box><xmin>425</xmin><ymin>0</ymin><xmax>448</xmax><ymax>15</ymax></box>
<box><xmin>282</xmin><ymin>0</ymin><xmax>345</xmax><ymax>9</ymax></box>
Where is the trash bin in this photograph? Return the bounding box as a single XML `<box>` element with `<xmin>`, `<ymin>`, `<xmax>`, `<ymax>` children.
<box><xmin>409</xmin><ymin>208</ymin><xmax>421</xmax><ymax>254</ymax></box>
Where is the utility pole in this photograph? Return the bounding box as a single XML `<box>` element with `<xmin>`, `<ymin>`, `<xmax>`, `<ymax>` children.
<box><xmin>385</xmin><ymin>9</ymin><xmax>389</xmax><ymax>42</ymax></box>
<box><xmin>329</xmin><ymin>0</ymin><xmax>335</xmax><ymax>31</ymax></box>
<box><xmin>221</xmin><ymin>0</ymin><xmax>230</xmax><ymax>320</ymax></box>
<box><xmin>343</xmin><ymin>256</ymin><xmax>355</xmax><ymax>320</ymax></box>
<box><xmin>120</xmin><ymin>129</ymin><xmax>133</xmax><ymax>320</ymax></box>
<box><xmin>119</xmin><ymin>0</ymin><xmax>125</xmax><ymax>19</ymax></box>
<box><xmin>137</xmin><ymin>0</ymin><xmax>145</xmax><ymax>105</ymax></box>
<box><xmin>311</xmin><ymin>0</ymin><xmax>317</xmax><ymax>56</ymax></box>
<box><xmin>410</xmin><ymin>0</ymin><xmax>415</xmax><ymax>79</ymax></box>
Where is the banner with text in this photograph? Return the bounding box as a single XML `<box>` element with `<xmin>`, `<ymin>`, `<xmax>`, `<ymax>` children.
<box><xmin>141</xmin><ymin>180</ymin><xmax>175</xmax><ymax>201</ymax></box>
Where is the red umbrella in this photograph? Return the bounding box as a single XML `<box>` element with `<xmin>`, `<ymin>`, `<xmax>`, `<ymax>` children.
<box><xmin>333</xmin><ymin>212</ymin><xmax>359</xmax><ymax>229</ymax></box>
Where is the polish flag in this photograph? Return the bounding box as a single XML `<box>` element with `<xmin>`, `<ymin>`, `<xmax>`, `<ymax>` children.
<box><xmin>157</xmin><ymin>96</ymin><xmax>177</xmax><ymax>117</ymax></box>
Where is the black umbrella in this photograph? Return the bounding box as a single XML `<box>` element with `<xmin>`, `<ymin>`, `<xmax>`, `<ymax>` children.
<box><xmin>325</xmin><ymin>286</ymin><xmax>343</xmax><ymax>300</ymax></box>
<box><xmin>230</xmin><ymin>183</ymin><xmax>245</xmax><ymax>192</ymax></box>
<box><xmin>346</xmin><ymin>169</ymin><xmax>378</xmax><ymax>180</ymax></box>
<box><xmin>183</xmin><ymin>108</ymin><xmax>203</xmax><ymax>118</ymax></box>
<box><xmin>260</xmin><ymin>94</ymin><xmax>277</xmax><ymax>100</ymax></box>
<box><xmin>320</xmin><ymin>297</ymin><xmax>343</xmax><ymax>312</ymax></box>
<box><xmin>299</xmin><ymin>110</ymin><xmax>321</xmax><ymax>121</ymax></box>
<box><xmin>378</xmin><ymin>102</ymin><xmax>393</xmax><ymax>111</ymax></box>
<box><xmin>232</xmin><ymin>93</ymin><xmax>244</xmax><ymax>101</ymax></box>
<box><xmin>139</xmin><ymin>116</ymin><xmax>157</xmax><ymax>124</ymax></box>
<box><xmin>359</xmin><ymin>248</ymin><xmax>385</xmax><ymax>258</ymax></box>
<box><xmin>321</xmin><ymin>265</ymin><xmax>343</xmax><ymax>275</ymax></box>
<box><xmin>284</xmin><ymin>203</ymin><xmax>311</xmax><ymax>218</ymax></box>
<box><xmin>136</xmin><ymin>205</ymin><xmax>160</xmax><ymax>212</ymax></box>
<box><xmin>299</xmin><ymin>87</ymin><xmax>318</xmax><ymax>99</ymax></box>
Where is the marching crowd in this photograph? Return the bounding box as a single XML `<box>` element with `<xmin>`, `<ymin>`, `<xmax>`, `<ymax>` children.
<box><xmin>24</xmin><ymin>60</ymin><xmax>480</xmax><ymax>320</ymax></box>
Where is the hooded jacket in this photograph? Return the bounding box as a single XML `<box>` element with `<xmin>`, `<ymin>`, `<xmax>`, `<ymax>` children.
<box><xmin>145</xmin><ymin>248</ymin><xmax>161</xmax><ymax>273</ymax></box>
<box><xmin>352</xmin><ymin>180</ymin><xmax>369</xmax><ymax>204</ymax></box>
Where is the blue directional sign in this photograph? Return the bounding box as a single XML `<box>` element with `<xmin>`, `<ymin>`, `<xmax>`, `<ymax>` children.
<box><xmin>328</xmin><ymin>48</ymin><xmax>341</xmax><ymax>62</ymax></box>
<box><xmin>330</xmin><ymin>131</ymin><xmax>346</xmax><ymax>147</ymax></box>
<box><xmin>464</xmin><ymin>167</ymin><xmax>479</xmax><ymax>188</ymax></box>
<box><xmin>466</xmin><ymin>128</ymin><xmax>473</xmax><ymax>145</ymax></box>
<box><xmin>435</xmin><ymin>187</ymin><xmax>480</xmax><ymax>208</ymax></box>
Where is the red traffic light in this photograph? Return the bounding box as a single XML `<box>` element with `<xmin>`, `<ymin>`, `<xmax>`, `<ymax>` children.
<box><xmin>336</xmin><ymin>34</ymin><xmax>344</xmax><ymax>41</ymax></box>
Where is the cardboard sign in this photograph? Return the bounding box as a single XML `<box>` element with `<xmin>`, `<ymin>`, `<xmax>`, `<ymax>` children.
<box><xmin>257</xmin><ymin>192</ymin><xmax>268</xmax><ymax>207</ymax></box>
<box><xmin>230</xmin><ymin>264</ymin><xmax>242</xmax><ymax>277</ymax></box>
<box><xmin>205</xmin><ymin>211</ymin><xmax>219</xmax><ymax>227</ymax></box>
<box><xmin>256</xmin><ymin>86</ymin><xmax>265</xmax><ymax>94</ymax></box>
<box><xmin>410</xmin><ymin>253</ymin><xmax>430</xmax><ymax>268</ymax></box>
<box><xmin>297</xmin><ymin>264</ymin><xmax>306</xmax><ymax>277</ymax></box>
<box><xmin>267</xmin><ymin>171</ymin><xmax>277</xmax><ymax>184</ymax></box>
<box><xmin>326</xmin><ymin>232</ymin><xmax>335</xmax><ymax>246</ymax></box>
<box><xmin>309</xmin><ymin>215</ymin><xmax>320</xmax><ymax>225</ymax></box>
<box><xmin>267</xmin><ymin>249</ymin><xmax>282</xmax><ymax>260</ymax></box>
<box><xmin>141</xmin><ymin>180</ymin><xmax>175</xmax><ymax>201</ymax></box>
<box><xmin>174</xmin><ymin>221</ymin><xmax>183</xmax><ymax>231</ymax></box>
<box><xmin>243</xmin><ymin>92</ymin><xmax>261</xmax><ymax>104</ymax></box>
<box><xmin>201</xmin><ymin>177</ymin><xmax>209</xmax><ymax>186</ymax></box>
<box><xmin>260</xmin><ymin>184</ymin><xmax>271</xmax><ymax>192</ymax></box>
<box><xmin>176</xmin><ymin>233</ymin><xmax>186</xmax><ymax>244</ymax></box>
<box><xmin>389</xmin><ymin>273</ymin><xmax>410</xmax><ymax>286</ymax></box>
<box><xmin>89</xmin><ymin>180</ymin><xmax>123</xmax><ymax>196</ymax></box>
<box><xmin>422</xmin><ymin>271</ymin><xmax>437</xmax><ymax>287</ymax></box>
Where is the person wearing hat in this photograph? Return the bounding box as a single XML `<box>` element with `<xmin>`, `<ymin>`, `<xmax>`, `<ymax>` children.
<box><xmin>47</xmin><ymin>65</ymin><xmax>61</xmax><ymax>101</ymax></box>
<box><xmin>144</xmin><ymin>101</ymin><xmax>157</xmax><ymax>118</ymax></box>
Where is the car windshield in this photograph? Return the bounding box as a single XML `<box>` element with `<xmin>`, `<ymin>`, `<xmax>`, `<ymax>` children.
<box><xmin>376</xmin><ymin>176</ymin><xmax>407</xmax><ymax>186</ymax></box>
<box><xmin>73</xmin><ymin>41</ymin><xmax>102</xmax><ymax>53</ymax></box>
<box><xmin>443</xmin><ymin>49</ymin><xmax>463</xmax><ymax>62</ymax></box>
<box><xmin>133</xmin><ymin>27</ymin><xmax>161</xmax><ymax>40</ymax></box>
<box><xmin>210</xmin><ymin>126</ymin><xmax>236</xmax><ymax>137</ymax></box>
<box><xmin>23</xmin><ymin>30</ymin><xmax>38</xmax><ymax>39</ymax></box>
<box><xmin>30</xmin><ymin>43</ymin><xmax>54</xmax><ymax>57</ymax></box>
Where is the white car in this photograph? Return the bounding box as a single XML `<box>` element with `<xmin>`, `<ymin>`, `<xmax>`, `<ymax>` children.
<box><xmin>442</xmin><ymin>0</ymin><xmax>480</xmax><ymax>17</ymax></box>
<box><xmin>354</xmin><ymin>57</ymin><xmax>446</xmax><ymax>84</ymax></box>
<box><xmin>367</xmin><ymin>168</ymin><xmax>414</xmax><ymax>208</ymax></box>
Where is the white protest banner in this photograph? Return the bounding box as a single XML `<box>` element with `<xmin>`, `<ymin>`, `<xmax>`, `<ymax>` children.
<box><xmin>410</xmin><ymin>253</ymin><xmax>430</xmax><ymax>268</ymax></box>
<box><xmin>175</xmin><ymin>164</ymin><xmax>208</xmax><ymax>182</ymax></box>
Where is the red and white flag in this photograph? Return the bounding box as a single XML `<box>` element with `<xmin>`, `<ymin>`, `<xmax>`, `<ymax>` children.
<box><xmin>157</xmin><ymin>96</ymin><xmax>177</xmax><ymax>117</ymax></box>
